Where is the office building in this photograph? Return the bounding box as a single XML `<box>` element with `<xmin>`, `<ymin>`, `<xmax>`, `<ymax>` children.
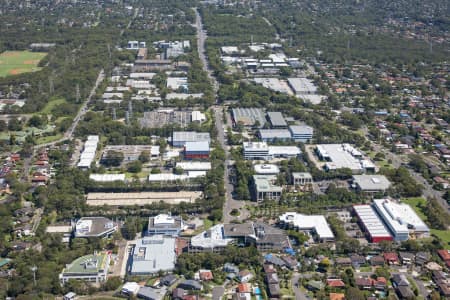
<box><xmin>147</xmin><ymin>214</ymin><xmax>184</xmax><ymax>236</ymax></box>
<box><xmin>130</xmin><ymin>235</ymin><xmax>176</xmax><ymax>275</ymax></box>
<box><xmin>258</xmin><ymin>129</ymin><xmax>291</xmax><ymax>142</ymax></box>
<box><xmin>279</xmin><ymin>212</ymin><xmax>335</xmax><ymax>242</ymax></box>
<box><xmin>352</xmin><ymin>175</ymin><xmax>391</xmax><ymax>193</ymax></box>
<box><xmin>74</xmin><ymin>217</ymin><xmax>117</xmax><ymax>238</ymax></box>
<box><xmin>243</xmin><ymin>142</ymin><xmax>301</xmax><ymax>160</ymax></box>
<box><xmin>189</xmin><ymin>224</ymin><xmax>233</xmax><ymax>253</ymax></box>
<box><xmin>289</xmin><ymin>125</ymin><xmax>314</xmax><ymax>143</ymax></box>
<box><xmin>315</xmin><ymin>144</ymin><xmax>374</xmax><ymax>174</ymax></box>
<box><xmin>254</xmin><ymin>164</ymin><xmax>280</xmax><ymax>175</ymax></box>
<box><xmin>267</xmin><ymin>112</ymin><xmax>287</xmax><ymax>128</ymax></box>
<box><xmin>59</xmin><ymin>252</ymin><xmax>110</xmax><ymax>285</ymax></box>
<box><xmin>251</xmin><ymin>175</ymin><xmax>282</xmax><ymax>202</ymax></box>
<box><xmin>292</xmin><ymin>172</ymin><xmax>313</xmax><ymax>186</ymax></box>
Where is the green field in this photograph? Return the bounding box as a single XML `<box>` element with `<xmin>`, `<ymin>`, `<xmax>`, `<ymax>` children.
<box><xmin>402</xmin><ymin>197</ymin><xmax>450</xmax><ymax>249</ymax></box>
<box><xmin>0</xmin><ymin>50</ymin><xmax>47</xmax><ymax>77</ymax></box>
<box><xmin>41</xmin><ymin>97</ymin><xmax>67</xmax><ymax>114</ymax></box>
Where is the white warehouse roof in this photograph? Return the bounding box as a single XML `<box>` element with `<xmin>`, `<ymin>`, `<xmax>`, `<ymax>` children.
<box><xmin>254</xmin><ymin>164</ymin><xmax>280</xmax><ymax>174</ymax></box>
<box><xmin>89</xmin><ymin>174</ymin><xmax>126</xmax><ymax>182</ymax></box>
<box><xmin>176</xmin><ymin>162</ymin><xmax>211</xmax><ymax>171</ymax></box>
<box><xmin>279</xmin><ymin>212</ymin><xmax>334</xmax><ymax>240</ymax></box>
<box><xmin>353</xmin><ymin>204</ymin><xmax>392</xmax><ymax>238</ymax></box>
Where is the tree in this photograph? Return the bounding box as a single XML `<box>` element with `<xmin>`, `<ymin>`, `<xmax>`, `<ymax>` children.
<box><xmin>102</xmin><ymin>150</ymin><xmax>124</xmax><ymax>167</ymax></box>
<box><xmin>27</xmin><ymin>115</ymin><xmax>45</xmax><ymax>128</ymax></box>
<box><xmin>0</xmin><ymin>120</ymin><xmax>6</xmax><ymax>132</ymax></box>
<box><xmin>346</xmin><ymin>287</ymin><xmax>365</xmax><ymax>300</ymax></box>
<box><xmin>138</xmin><ymin>150</ymin><xmax>150</xmax><ymax>163</ymax></box>
<box><xmin>8</xmin><ymin>117</ymin><xmax>22</xmax><ymax>131</ymax></box>
<box><xmin>127</xmin><ymin>161</ymin><xmax>142</xmax><ymax>173</ymax></box>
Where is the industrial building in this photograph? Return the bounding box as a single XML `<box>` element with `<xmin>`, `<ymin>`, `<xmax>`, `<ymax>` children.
<box><xmin>288</xmin><ymin>125</ymin><xmax>314</xmax><ymax>143</ymax></box>
<box><xmin>372</xmin><ymin>199</ymin><xmax>430</xmax><ymax>241</ymax></box>
<box><xmin>130</xmin><ymin>235</ymin><xmax>176</xmax><ymax>275</ymax></box>
<box><xmin>77</xmin><ymin>135</ymin><xmax>99</xmax><ymax>169</ymax></box>
<box><xmin>147</xmin><ymin>172</ymin><xmax>206</xmax><ymax>182</ymax></box>
<box><xmin>231</xmin><ymin>108</ymin><xmax>266</xmax><ymax>127</ymax></box>
<box><xmin>267</xmin><ymin>112</ymin><xmax>287</xmax><ymax>128</ymax></box>
<box><xmin>258</xmin><ymin>129</ymin><xmax>292</xmax><ymax>142</ymax></box>
<box><xmin>86</xmin><ymin>191</ymin><xmax>203</xmax><ymax>206</ymax></box>
<box><xmin>253</xmin><ymin>78</ymin><xmax>292</xmax><ymax>95</ymax></box>
<box><xmin>315</xmin><ymin>144</ymin><xmax>375</xmax><ymax>174</ymax></box>
<box><xmin>251</xmin><ymin>175</ymin><xmax>282</xmax><ymax>202</ymax></box>
<box><xmin>146</xmin><ymin>214</ymin><xmax>184</xmax><ymax>236</ymax></box>
<box><xmin>292</xmin><ymin>172</ymin><xmax>313</xmax><ymax>186</ymax></box>
<box><xmin>74</xmin><ymin>217</ymin><xmax>118</xmax><ymax>238</ymax></box>
<box><xmin>278</xmin><ymin>212</ymin><xmax>335</xmax><ymax>242</ymax></box>
<box><xmin>353</xmin><ymin>204</ymin><xmax>393</xmax><ymax>243</ymax></box>
<box><xmin>139</xmin><ymin>110</ymin><xmax>205</xmax><ymax>128</ymax></box>
<box><xmin>89</xmin><ymin>174</ymin><xmax>126</xmax><ymax>182</ymax></box>
<box><xmin>172</xmin><ymin>131</ymin><xmax>210</xmax><ymax>147</ymax></box>
<box><xmin>133</xmin><ymin>59</ymin><xmax>173</xmax><ymax>72</ymax></box>
<box><xmin>352</xmin><ymin>175</ymin><xmax>391</xmax><ymax>193</ymax></box>
<box><xmin>287</xmin><ymin>77</ymin><xmax>318</xmax><ymax>95</ymax></box>
<box><xmin>184</xmin><ymin>141</ymin><xmax>210</xmax><ymax>159</ymax></box>
<box><xmin>176</xmin><ymin>162</ymin><xmax>211</xmax><ymax>172</ymax></box>
<box><xmin>59</xmin><ymin>252</ymin><xmax>110</xmax><ymax>285</ymax></box>
<box><xmin>101</xmin><ymin>145</ymin><xmax>159</xmax><ymax>162</ymax></box>
<box><xmin>243</xmin><ymin>142</ymin><xmax>301</xmax><ymax>160</ymax></box>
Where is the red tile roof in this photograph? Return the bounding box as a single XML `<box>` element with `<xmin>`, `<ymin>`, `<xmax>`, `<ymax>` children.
<box><xmin>238</xmin><ymin>283</ymin><xmax>251</xmax><ymax>293</ymax></box>
<box><xmin>438</xmin><ymin>250</ymin><xmax>450</xmax><ymax>261</ymax></box>
<box><xmin>383</xmin><ymin>252</ymin><xmax>399</xmax><ymax>262</ymax></box>
<box><xmin>327</xmin><ymin>279</ymin><xmax>345</xmax><ymax>288</ymax></box>
<box><xmin>330</xmin><ymin>293</ymin><xmax>345</xmax><ymax>300</ymax></box>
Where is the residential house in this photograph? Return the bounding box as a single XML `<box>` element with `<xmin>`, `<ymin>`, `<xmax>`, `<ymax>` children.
<box><xmin>415</xmin><ymin>252</ymin><xmax>430</xmax><ymax>266</ymax></box>
<box><xmin>161</xmin><ymin>274</ymin><xmax>177</xmax><ymax>286</ymax></box>
<box><xmin>399</xmin><ymin>252</ymin><xmax>415</xmax><ymax>265</ymax></box>
<box><xmin>396</xmin><ymin>286</ymin><xmax>415</xmax><ymax>300</ymax></box>
<box><xmin>383</xmin><ymin>252</ymin><xmax>399</xmax><ymax>265</ymax></box>
<box><xmin>199</xmin><ymin>270</ymin><xmax>213</xmax><ymax>281</ymax></box>
<box><xmin>327</xmin><ymin>279</ymin><xmax>345</xmax><ymax>289</ymax></box>
<box><xmin>355</xmin><ymin>277</ymin><xmax>372</xmax><ymax>290</ymax></box>
<box><xmin>329</xmin><ymin>293</ymin><xmax>345</xmax><ymax>300</ymax></box>
<box><xmin>238</xmin><ymin>270</ymin><xmax>253</xmax><ymax>283</ymax></box>
<box><xmin>370</xmin><ymin>255</ymin><xmax>385</xmax><ymax>266</ymax></box>
<box><xmin>392</xmin><ymin>274</ymin><xmax>409</xmax><ymax>288</ymax></box>
<box><xmin>177</xmin><ymin>280</ymin><xmax>202</xmax><ymax>291</ymax></box>
<box><xmin>335</xmin><ymin>257</ymin><xmax>352</xmax><ymax>267</ymax></box>
<box><xmin>307</xmin><ymin>280</ymin><xmax>324</xmax><ymax>291</ymax></box>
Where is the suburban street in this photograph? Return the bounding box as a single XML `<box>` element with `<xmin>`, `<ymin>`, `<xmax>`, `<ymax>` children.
<box><xmin>291</xmin><ymin>273</ymin><xmax>309</xmax><ymax>300</ymax></box>
<box><xmin>194</xmin><ymin>8</ymin><xmax>249</xmax><ymax>222</ymax></box>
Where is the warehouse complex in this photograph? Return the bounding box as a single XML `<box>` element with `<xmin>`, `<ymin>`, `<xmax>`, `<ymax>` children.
<box><xmin>243</xmin><ymin>142</ymin><xmax>301</xmax><ymax>160</ymax></box>
<box><xmin>315</xmin><ymin>144</ymin><xmax>376</xmax><ymax>173</ymax></box>
<box><xmin>77</xmin><ymin>135</ymin><xmax>99</xmax><ymax>169</ymax></box>
<box><xmin>353</xmin><ymin>199</ymin><xmax>430</xmax><ymax>242</ymax></box>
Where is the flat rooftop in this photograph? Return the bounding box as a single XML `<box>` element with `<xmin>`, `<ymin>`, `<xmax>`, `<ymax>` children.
<box><xmin>86</xmin><ymin>191</ymin><xmax>203</xmax><ymax>206</ymax></box>
<box><xmin>232</xmin><ymin>108</ymin><xmax>266</xmax><ymax>127</ymax></box>
<box><xmin>267</xmin><ymin>111</ymin><xmax>287</xmax><ymax>127</ymax></box>
<box><xmin>191</xmin><ymin>224</ymin><xmax>233</xmax><ymax>249</ymax></box>
<box><xmin>373</xmin><ymin>199</ymin><xmax>429</xmax><ymax>233</ymax></box>
<box><xmin>223</xmin><ymin>223</ymin><xmax>255</xmax><ymax>237</ymax></box>
<box><xmin>62</xmin><ymin>253</ymin><xmax>108</xmax><ymax>275</ymax></box>
<box><xmin>279</xmin><ymin>212</ymin><xmax>334</xmax><ymax>240</ymax></box>
<box><xmin>353</xmin><ymin>175</ymin><xmax>391</xmax><ymax>191</ymax></box>
<box><xmin>131</xmin><ymin>235</ymin><xmax>176</xmax><ymax>274</ymax></box>
<box><xmin>316</xmin><ymin>144</ymin><xmax>364</xmax><ymax>171</ymax></box>
<box><xmin>75</xmin><ymin>217</ymin><xmax>116</xmax><ymax>237</ymax></box>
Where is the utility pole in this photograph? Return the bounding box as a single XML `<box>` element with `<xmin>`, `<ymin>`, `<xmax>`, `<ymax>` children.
<box><xmin>112</xmin><ymin>107</ymin><xmax>117</xmax><ymax>120</ymax></box>
<box><xmin>76</xmin><ymin>84</ymin><xmax>80</xmax><ymax>103</ymax></box>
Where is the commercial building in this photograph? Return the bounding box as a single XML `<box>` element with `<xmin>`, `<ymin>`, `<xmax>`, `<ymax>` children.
<box><xmin>372</xmin><ymin>199</ymin><xmax>430</xmax><ymax>241</ymax></box>
<box><xmin>231</xmin><ymin>108</ymin><xmax>266</xmax><ymax>127</ymax></box>
<box><xmin>292</xmin><ymin>172</ymin><xmax>313</xmax><ymax>186</ymax></box>
<box><xmin>190</xmin><ymin>222</ymin><xmax>290</xmax><ymax>252</ymax></box>
<box><xmin>167</xmin><ymin>77</ymin><xmax>188</xmax><ymax>91</ymax></box>
<box><xmin>133</xmin><ymin>59</ymin><xmax>173</xmax><ymax>72</ymax></box>
<box><xmin>189</xmin><ymin>224</ymin><xmax>234</xmax><ymax>253</ymax></box>
<box><xmin>147</xmin><ymin>214</ymin><xmax>184</xmax><ymax>236</ymax></box>
<box><xmin>102</xmin><ymin>145</ymin><xmax>158</xmax><ymax>162</ymax></box>
<box><xmin>353</xmin><ymin>205</ymin><xmax>393</xmax><ymax>243</ymax></box>
<box><xmin>258</xmin><ymin>129</ymin><xmax>291</xmax><ymax>142</ymax></box>
<box><xmin>315</xmin><ymin>144</ymin><xmax>374</xmax><ymax>174</ymax></box>
<box><xmin>86</xmin><ymin>191</ymin><xmax>203</xmax><ymax>206</ymax></box>
<box><xmin>278</xmin><ymin>212</ymin><xmax>335</xmax><ymax>242</ymax></box>
<box><xmin>184</xmin><ymin>141</ymin><xmax>210</xmax><ymax>159</ymax></box>
<box><xmin>243</xmin><ymin>142</ymin><xmax>301</xmax><ymax>160</ymax></box>
<box><xmin>254</xmin><ymin>164</ymin><xmax>280</xmax><ymax>175</ymax></box>
<box><xmin>289</xmin><ymin>125</ymin><xmax>314</xmax><ymax>143</ymax></box>
<box><xmin>176</xmin><ymin>162</ymin><xmax>211</xmax><ymax>172</ymax></box>
<box><xmin>130</xmin><ymin>235</ymin><xmax>176</xmax><ymax>275</ymax></box>
<box><xmin>287</xmin><ymin>77</ymin><xmax>318</xmax><ymax>95</ymax></box>
<box><xmin>139</xmin><ymin>110</ymin><xmax>199</xmax><ymax>128</ymax></box>
<box><xmin>148</xmin><ymin>172</ymin><xmax>206</xmax><ymax>182</ymax></box>
<box><xmin>352</xmin><ymin>175</ymin><xmax>391</xmax><ymax>193</ymax></box>
<box><xmin>251</xmin><ymin>175</ymin><xmax>282</xmax><ymax>202</ymax></box>
<box><xmin>89</xmin><ymin>174</ymin><xmax>126</xmax><ymax>182</ymax></box>
<box><xmin>74</xmin><ymin>217</ymin><xmax>118</xmax><ymax>238</ymax></box>
<box><xmin>172</xmin><ymin>131</ymin><xmax>210</xmax><ymax>147</ymax></box>
<box><xmin>59</xmin><ymin>252</ymin><xmax>110</xmax><ymax>284</ymax></box>
<box><xmin>267</xmin><ymin>112</ymin><xmax>287</xmax><ymax>128</ymax></box>
<box><xmin>77</xmin><ymin>135</ymin><xmax>99</xmax><ymax>169</ymax></box>
<box><xmin>253</xmin><ymin>78</ymin><xmax>292</xmax><ymax>94</ymax></box>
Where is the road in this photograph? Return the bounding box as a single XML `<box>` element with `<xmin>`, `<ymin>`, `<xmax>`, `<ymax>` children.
<box><xmin>291</xmin><ymin>273</ymin><xmax>309</xmax><ymax>300</ymax></box>
<box><xmin>362</xmin><ymin>126</ymin><xmax>448</xmax><ymax>211</ymax></box>
<box><xmin>194</xmin><ymin>8</ymin><xmax>250</xmax><ymax>222</ymax></box>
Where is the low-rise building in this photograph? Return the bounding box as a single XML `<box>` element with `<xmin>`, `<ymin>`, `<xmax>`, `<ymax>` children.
<box><xmin>353</xmin><ymin>204</ymin><xmax>393</xmax><ymax>243</ymax></box>
<box><xmin>292</xmin><ymin>172</ymin><xmax>313</xmax><ymax>186</ymax></box>
<box><xmin>352</xmin><ymin>175</ymin><xmax>391</xmax><ymax>193</ymax></box>
<box><xmin>258</xmin><ymin>129</ymin><xmax>291</xmax><ymax>142</ymax></box>
<box><xmin>172</xmin><ymin>131</ymin><xmax>210</xmax><ymax>147</ymax></box>
<box><xmin>189</xmin><ymin>224</ymin><xmax>233</xmax><ymax>253</ymax></box>
<box><xmin>184</xmin><ymin>141</ymin><xmax>210</xmax><ymax>159</ymax></box>
<box><xmin>74</xmin><ymin>217</ymin><xmax>117</xmax><ymax>238</ymax></box>
<box><xmin>288</xmin><ymin>125</ymin><xmax>314</xmax><ymax>143</ymax></box>
<box><xmin>243</xmin><ymin>142</ymin><xmax>301</xmax><ymax>160</ymax></box>
<box><xmin>278</xmin><ymin>212</ymin><xmax>335</xmax><ymax>242</ymax></box>
<box><xmin>130</xmin><ymin>235</ymin><xmax>176</xmax><ymax>275</ymax></box>
<box><xmin>59</xmin><ymin>252</ymin><xmax>110</xmax><ymax>285</ymax></box>
<box><xmin>251</xmin><ymin>175</ymin><xmax>282</xmax><ymax>202</ymax></box>
<box><xmin>147</xmin><ymin>214</ymin><xmax>184</xmax><ymax>236</ymax></box>
<box><xmin>254</xmin><ymin>164</ymin><xmax>280</xmax><ymax>175</ymax></box>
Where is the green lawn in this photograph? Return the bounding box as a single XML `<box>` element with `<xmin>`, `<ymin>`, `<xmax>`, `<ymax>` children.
<box><xmin>402</xmin><ymin>197</ymin><xmax>450</xmax><ymax>249</ymax></box>
<box><xmin>0</xmin><ymin>51</ymin><xmax>47</xmax><ymax>77</ymax></box>
<box><xmin>41</xmin><ymin>97</ymin><xmax>67</xmax><ymax>114</ymax></box>
<box><xmin>36</xmin><ymin>133</ymin><xmax>63</xmax><ymax>145</ymax></box>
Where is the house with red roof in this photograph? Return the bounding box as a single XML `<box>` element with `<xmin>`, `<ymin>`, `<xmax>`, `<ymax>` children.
<box><xmin>383</xmin><ymin>252</ymin><xmax>399</xmax><ymax>265</ymax></box>
<box><xmin>327</xmin><ymin>279</ymin><xmax>345</xmax><ymax>288</ymax></box>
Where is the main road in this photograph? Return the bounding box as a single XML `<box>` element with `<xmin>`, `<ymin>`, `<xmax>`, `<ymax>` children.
<box><xmin>194</xmin><ymin>8</ymin><xmax>249</xmax><ymax>222</ymax></box>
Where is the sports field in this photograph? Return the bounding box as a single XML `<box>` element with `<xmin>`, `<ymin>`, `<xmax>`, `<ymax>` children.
<box><xmin>0</xmin><ymin>51</ymin><xmax>47</xmax><ymax>77</ymax></box>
